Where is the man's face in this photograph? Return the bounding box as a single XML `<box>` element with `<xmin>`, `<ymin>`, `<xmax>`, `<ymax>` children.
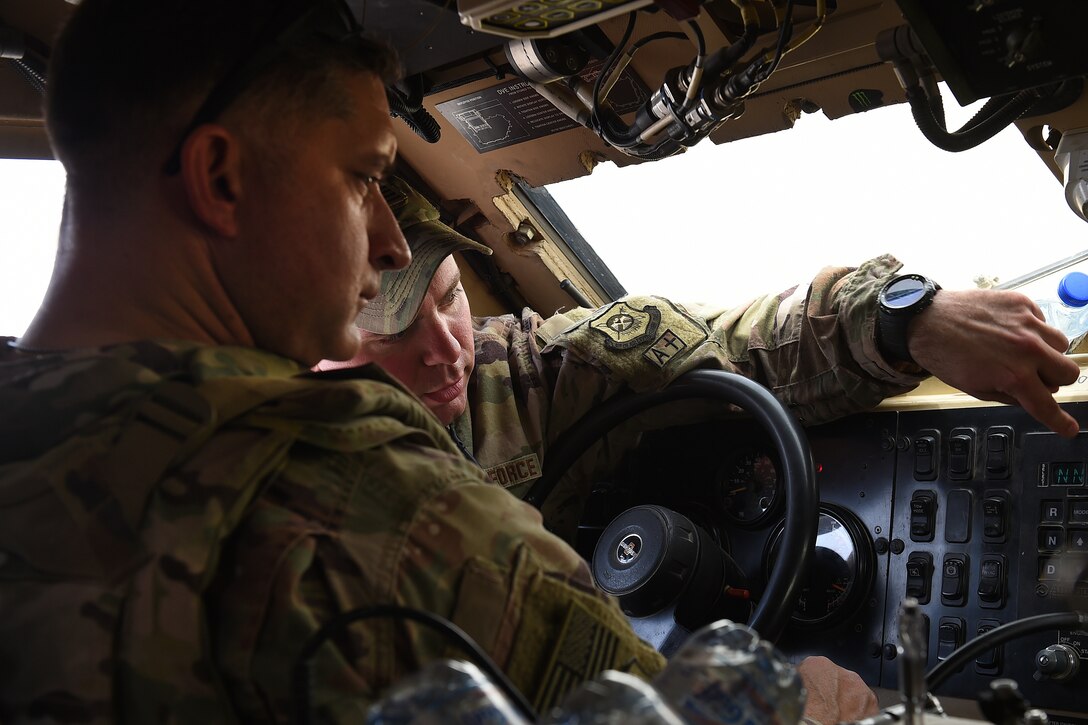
<box><xmin>216</xmin><ymin>72</ymin><xmax>410</xmax><ymax>365</ymax></box>
<box><xmin>356</xmin><ymin>255</ymin><xmax>475</xmax><ymax>425</ymax></box>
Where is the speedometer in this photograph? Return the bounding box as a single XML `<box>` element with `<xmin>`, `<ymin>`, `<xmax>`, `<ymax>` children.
<box><xmin>716</xmin><ymin>447</ymin><xmax>781</xmax><ymax>526</ymax></box>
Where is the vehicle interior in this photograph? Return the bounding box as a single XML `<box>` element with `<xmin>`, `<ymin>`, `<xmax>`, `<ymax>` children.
<box><xmin>3</xmin><ymin>0</ymin><xmax>1088</xmax><ymax>722</ymax></box>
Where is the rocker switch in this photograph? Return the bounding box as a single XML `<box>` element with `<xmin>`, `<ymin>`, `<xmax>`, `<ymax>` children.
<box><xmin>910</xmin><ymin>490</ymin><xmax>937</xmax><ymax>542</ymax></box>
<box><xmin>914</xmin><ymin>433</ymin><xmax>938</xmax><ymax>481</ymax></box>
<box><xmin>906</xmin><ymin>552</ymin><xmax>933</xmax><ymax>604</ymax></box>
<box><xmin>949</xmin><ymin>430</ymin><xmax>974</xmax><ymax>480</ymax></box>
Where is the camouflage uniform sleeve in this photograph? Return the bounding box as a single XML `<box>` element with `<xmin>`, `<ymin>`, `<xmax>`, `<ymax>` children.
<box><xmin>537</xmin><ymin>254</ymin><xmax>925</xmax><ymax>426</ymax></box>
<box><xmin>210</xmin><ymin>436</ymin><xmax>665</xmax><ymax>721</ymax></box>
<box><xmin>525</xmin><ymin>256</ymin><xmax>929</xmax><ymax>539</ymax></box>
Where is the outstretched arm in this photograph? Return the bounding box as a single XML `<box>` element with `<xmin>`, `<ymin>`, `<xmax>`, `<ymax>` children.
<box><xmin>908</xmin><ymin>287</ymin><xmax>1080</xmax><ymax>438</ymax></box>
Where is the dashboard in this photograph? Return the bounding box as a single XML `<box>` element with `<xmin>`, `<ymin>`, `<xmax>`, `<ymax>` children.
<box><xmin>578</xmin><ymin>392</ymin><xmax>1088</xmax><ymax>719</ymax></box>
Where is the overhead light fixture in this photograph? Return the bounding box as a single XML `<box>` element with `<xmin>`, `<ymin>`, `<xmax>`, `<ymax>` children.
<box><xmin>457</xmin><ymin>0</ymin><xmax>654</xmax><ymax>39</ymax></box>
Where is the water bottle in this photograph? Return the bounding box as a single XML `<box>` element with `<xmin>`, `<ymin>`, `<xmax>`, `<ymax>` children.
<box><xmin>652</xmin><ymin>619</ymin><xmax>806</xmax><ymax>725</ymax></box>
<box><xmin>1035</xmin><ymin>271</ymin><xmax>1088</xmax><ymax>352</ymax></box>
<box><xmin>365</xmin><ymin>659</ymin><xmax>531</xmax><ymax>724</ymax></box>
<box><xmin>544</xmin><ymin>620</ymin><xmax>803</xmax><ymax>725</ymax></box>
<box><xmin>542</xmin><ymin>670</ymin><xmax>685</xmax><ymax>725</ymax></box>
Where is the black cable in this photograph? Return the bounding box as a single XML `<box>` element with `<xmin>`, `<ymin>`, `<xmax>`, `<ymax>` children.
<box><xmin>684</xmin><ymin>19</ymin><xmax>706</xmax><ymax>57</ymax></box>
<box><xmin>291</xmin><ymin>604</ymin><xmax>536</xmax><ymax>725</ymax></box>
<box><xmin>704</xmin><ymin>27</ymin><xmax>757</xmax><ymax>81</ymax></box>
<box><xmin>595</xmin><ymin>29</ymin><xmax>686</xmax><ymax>129</ymax></box>
<box><xmin>591</xmin><ymin>18</ymin><xmax>706</xmax><ymax>151</ymax></box>
<box><xmin>12</xmin><ymin>58</ymin><xmax>45</xmax><ymax>94</ymax></box>
<box><xmin>905</xmin><ymin>85</ymin><xmax>1039</xmax><ymax>152</ymax></box>
<box><xmin>629</xmin><ymin>31</ymin><xmax>687</xmax><ymax>51</ymax></box>
<box><xmin>591</xmin><ymin>11</ymin><xmax>638</xmax><ymax>139</ymax></box>
<box><xmin>395</xmin><ymin>73</ymin><xmax>427</xmax><ymax>113</ymax></box>
<box><xmin>722</xmin><ymin>0</ymin><xmax>795</xmax><ymax>101</ymax></box>
<box><xmin>755</xmin><ymin>0</ymin><xmax>795</xmax><ymax>84</ymax></box>
<box><xmin>925</xmin><ymin>611</ymin><xmax>1088</xmax><ymax>691</ymax></box>
<box><xmin>628</xmin><ymin>137</ymin><xmax>684</xmax><ymax>160</ymax></box>
<box><xmin>643</xmin><ymin>20</ymin><xmax>707</xmax><ymax>151</ymax></box>
<box><xmin>604</xmin><ymin>23</ymin><xmax>705</xmax><ymax>150</ymax></box>
<box><xmin>386</xmin><ymin>87</ymin><xmax>441</xmax><ymax>143</ymax></box>
<box><xmin>0</xmin><ymin>23</ymin><xmax>47</xmax><ymax>95</ymax></box>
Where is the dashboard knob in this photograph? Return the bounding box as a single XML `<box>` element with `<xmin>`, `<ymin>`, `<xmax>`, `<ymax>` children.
<box><xmin>1034</xmin><ymin>644</ymin><xmax>1080</xmax><ymax>682</ymax></box>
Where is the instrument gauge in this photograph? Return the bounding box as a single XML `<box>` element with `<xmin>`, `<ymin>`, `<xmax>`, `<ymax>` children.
<box><xmin>764</xmin><ymin>504</ymin><xmax>875</xmax><ymax>628</ymax></box>
<box><xmin>717</xmin><ymin>447</ymin><xmax>781</xmax><ymax>527</ymax></box>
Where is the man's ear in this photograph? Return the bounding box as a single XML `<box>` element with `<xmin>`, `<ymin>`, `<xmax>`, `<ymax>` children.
<box><xmin>179</xmin><ymin>124</ymin><xmax>244</xmax><ymax>237</ymax></box>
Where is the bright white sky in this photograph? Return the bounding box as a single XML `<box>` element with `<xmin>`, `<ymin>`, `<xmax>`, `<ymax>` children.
<box><xmin>2</xmin><ymin>89</ymin><xmax>1087</xmax><ymax>336</ymax></box>
<box><xmin>0</xmin><ymin>158</ymin><xmax>65</xmax><ymax>336</ymax></box>
<box><xmin>549</xmin><ymin>94</ymin><xmax>1088</xmax><ymax>307</ymax></box>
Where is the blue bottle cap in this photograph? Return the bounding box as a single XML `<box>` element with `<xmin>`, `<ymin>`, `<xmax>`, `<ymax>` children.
<box><xmin>1058</xmin><ymin>272</ymin><xmax>1088</xmax><ymax>307</ymax></box>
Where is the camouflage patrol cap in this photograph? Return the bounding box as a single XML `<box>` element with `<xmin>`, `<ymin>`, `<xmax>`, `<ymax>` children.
<box><xmin>357</xmin><ymin>177</ymin><xmax>493</xmax><ymax>335</ymax></box>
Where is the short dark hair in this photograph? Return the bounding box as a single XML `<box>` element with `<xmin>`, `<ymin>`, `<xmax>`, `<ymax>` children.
<box><xmin>46</xmin><ymin>0</ymin><xmax>400</xmax><ymax>187</ymax></box>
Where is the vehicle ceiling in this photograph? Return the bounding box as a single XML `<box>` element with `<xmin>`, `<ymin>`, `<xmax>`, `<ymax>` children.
<box><xmin>2</xmin><ymin>0</ymin><xmax>1086</xmax><ymax>316</ymax></box>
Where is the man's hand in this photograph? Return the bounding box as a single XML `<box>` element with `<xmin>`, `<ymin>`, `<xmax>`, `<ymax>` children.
<box><xmin>798</xmin><ymin>656</ymin><xmax>879</xmax><ymax>724</ymax></box>
<box><xmin>908</xmin><ymin>288</ymin><xmax>1082</xmax><ymax>438</ymax></box>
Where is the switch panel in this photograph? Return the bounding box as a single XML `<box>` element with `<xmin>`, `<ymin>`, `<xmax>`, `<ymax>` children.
<box><xmin>626</xmin><ymin>394</ymin><xmax>1088</xmax><ymax>715</ymax></box>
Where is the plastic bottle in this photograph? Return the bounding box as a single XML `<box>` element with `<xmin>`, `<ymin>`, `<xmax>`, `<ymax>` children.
<box><xmin>367</xmin><ymin>621</ymin><xmax>805</xmax><ymax>725</ymax></box>
<box><xmin>1035</xmin><ymin>271</ymin><xmax>1088</xmax><ymax>352</ymax></box>
<box><xmin>365</xmin><ymin>659</ymin><xmax>531</xmax><ymax>725</ymax></box>
<box><xmin>542</xmin><ymin>670</ymin><xmax>685</xmax><ymax>725</ymax></box>
<box><xmin>652</xmin><ymin>619</ymin><xmax>806</xmax><ymax>725</ymax></box>
<box><xmin>545</xmin><ymin>620</ymin><xmax>804</xmax><ymax>724</ymax></box>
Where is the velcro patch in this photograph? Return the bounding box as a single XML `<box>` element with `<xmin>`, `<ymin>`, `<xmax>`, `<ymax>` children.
<box><xmin>535</xmin><ymin>599</ymin><xmax>622</xmax><ymax>711</ymax></box>
<box><xmin>642</xmin><ymin>328</ymin><xmax>689</xmax><ymax>368</ymax></box>
<box><xmin>485</xmin><ymin>453</ymin><xmax>542</xmax><ymax>489</ymax></box>
<box><xmin>543</xmin><ymin>296</ymin><xmax>712</xmax><ymax>391</ymax></box>
<box><xmin>588</xmin><ymin>302</ymin><xmax>661</xmax><ymax>351</ymax></box>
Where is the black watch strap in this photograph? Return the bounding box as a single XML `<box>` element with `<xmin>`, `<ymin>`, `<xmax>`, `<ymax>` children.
<box><xmin>877</xmin><ymin>311</ymin><xmax>917</xmax><ymax>364</ymax></box>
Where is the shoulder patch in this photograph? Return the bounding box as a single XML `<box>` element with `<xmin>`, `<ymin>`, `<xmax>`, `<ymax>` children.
<box><xmin>588</xmin><ymin>301</ymin><xmax>661</xmax><ymax>350</ymax></box>
<box><xmin>542</xmin><ymin>296</ymin><xmax>712</xmax><ymax>391</ymax></box>
<box><xmin>642</xmin><ymin>330</ymin><xmax>686</xmax><ymax>368</ymax></box>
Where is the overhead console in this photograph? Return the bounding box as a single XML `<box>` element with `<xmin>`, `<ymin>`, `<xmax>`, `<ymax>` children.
<box><xmin>365</xmin><ymin>0</ymin><xmax>1088</xmax><ymax>317</ymax></box>
<box><xmin>392</xmin><ymin>0</ymin><xmax>1088</xmax><ymax>167</ymax></box>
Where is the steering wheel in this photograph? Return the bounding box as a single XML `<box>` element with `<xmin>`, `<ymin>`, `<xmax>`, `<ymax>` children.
<box><xmin>523</xmin><ymin>369</ymin><xmax>818</xmax><ymax>644</ymax></box>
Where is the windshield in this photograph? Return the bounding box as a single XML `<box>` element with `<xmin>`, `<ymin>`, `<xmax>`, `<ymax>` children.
<box><xmin>0</xmin><ymin>158</ymin><xmax>65</xmax><ymax>336</ymax></box>
<box><xmin>547</xmin><ymin>87</ymin><xmax>1088</xmax><ymax>308</ymax></box>
<box><xmin>5</xmin><ymin>90</ymin><xmax>1088</xmax><ymax>337</ymax></box>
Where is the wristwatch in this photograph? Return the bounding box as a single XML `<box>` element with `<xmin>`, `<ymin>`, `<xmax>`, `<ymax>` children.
<box><xmin>876</xmin><ymin>273</ymin><xmax>941</xmax><ymax>364</ymax></box>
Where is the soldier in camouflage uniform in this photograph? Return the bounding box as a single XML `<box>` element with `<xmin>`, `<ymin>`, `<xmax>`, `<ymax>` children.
<box><xmin>0</xmin><ymin>0</ymin><xmax>684</xmax><ymax>721</ymax></box>
<box><xmin>334</xmin><ymin>176</ymin><xmax>1082</xmax><ymax>542</ymax></box>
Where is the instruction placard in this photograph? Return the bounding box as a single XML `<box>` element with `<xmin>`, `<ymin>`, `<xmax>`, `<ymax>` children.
<box><xmin>437</xmin><ymin>60</ymin><xmax>649</xmax><ymax>154</ymax></box>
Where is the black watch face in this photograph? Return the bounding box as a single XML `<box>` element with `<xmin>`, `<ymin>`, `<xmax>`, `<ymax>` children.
<box><xmin>883</xmin><ymin>276</ymin><xmax>928</xmax><ymax>310</ymax></box>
